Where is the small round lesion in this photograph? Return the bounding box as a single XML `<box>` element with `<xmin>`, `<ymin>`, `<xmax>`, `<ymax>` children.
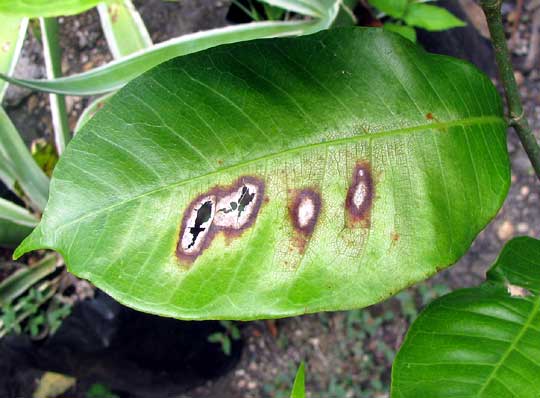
<box><xmin>289</xmin><ymin>188</ymin><xmax>321</xmax><ymax>237</ymax></box>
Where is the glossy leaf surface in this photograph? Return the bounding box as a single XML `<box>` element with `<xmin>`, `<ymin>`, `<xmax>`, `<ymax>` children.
<box><xmin>392</xmin><ymin>237</ymin><xmax>540</xmax><ymax>398</ymax></box>
<box><xmin>40</xmin><ymin>17</ymin><xmax>71</xmax><ymax>154</ymax></box>
<box><xmin>16</xmin><ymin>28</ymin><xmax>510</xmax><ymax>320</ymax></box>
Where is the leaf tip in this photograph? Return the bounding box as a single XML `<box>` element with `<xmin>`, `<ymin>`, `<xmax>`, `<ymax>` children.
<box><xmin>12</xmin><ymin>224</ymin><xmax>44</xmax><ymax>259</ymax></box>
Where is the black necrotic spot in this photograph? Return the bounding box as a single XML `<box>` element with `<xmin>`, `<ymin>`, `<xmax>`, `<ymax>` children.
<box><xmin>187</xmin><ymin>200</ymin><xmax>213</xmax><ymax>248</ymax></box>
<box><xmin>218</xmin><ymin>185</ymin><xmax>255</xmax><ymax>218</ymax></box>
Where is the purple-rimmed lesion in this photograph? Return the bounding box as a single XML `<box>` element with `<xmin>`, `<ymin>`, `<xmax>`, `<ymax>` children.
<box><xmin>345</xmin><ymin>162</ymin><xmax>374</xmax><ymax>226</ymax></box>
<box><xmin>289</xmin><ymin>188</ymin><xmax>321</xmax><ymax>237</ymax></box>
<box><xmin>288</xmin><ymin>188</ymin><xmax>322</xmax><ymax>253</ymax></box>
<box><xmin>176</xmin><ymin>176</ymin><xmax>265</xmax><ymax>264</ymax></box>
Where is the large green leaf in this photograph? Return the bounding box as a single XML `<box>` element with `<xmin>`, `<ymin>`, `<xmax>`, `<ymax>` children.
<box><xmin>0</xmin><ymin>0</ymin><xmax>106</xmax><ymax>17</ymax></box>
<box><xmin>15</xmin><ymin>28</ymin><xmax>510</xmax><ymax>320</ymax></box>
<box><xmin>392</xmin><ymin>237</ymin><xmax>540</xmax><ymax>398</ymax></box>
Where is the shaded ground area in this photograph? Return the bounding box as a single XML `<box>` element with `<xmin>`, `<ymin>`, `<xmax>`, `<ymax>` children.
<box><xmin>1</xmin><ymin>1</ymin><xmax>539</xmax><ymax>397</ymax></box>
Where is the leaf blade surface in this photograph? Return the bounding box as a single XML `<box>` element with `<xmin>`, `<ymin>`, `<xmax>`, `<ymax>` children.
<box><xmin>16</xmin><ymin>28</ymin><xmax>510</xmax><ymax>320</ymax></box>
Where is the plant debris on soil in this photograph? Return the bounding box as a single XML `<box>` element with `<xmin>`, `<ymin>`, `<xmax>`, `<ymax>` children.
<box><xmin>1</xmin><ymin>1</ymin><xmax>539</xmax><ymax>397</ymax></box>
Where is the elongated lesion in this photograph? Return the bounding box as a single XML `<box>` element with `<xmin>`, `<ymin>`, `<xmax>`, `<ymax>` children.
<box><xmin>176</xmin><ymin>177</ymin><xmax>264</xmax><ymax>263</ymax></box>
<box><xmin>287</xmin><ymin>188</ymin><xmax>322</xmax><ymax>254</ymax></box>
<box><xmin>345</xmin><ymin>162</ymin><xmax>374</xmax><ymax>225</ymax></box>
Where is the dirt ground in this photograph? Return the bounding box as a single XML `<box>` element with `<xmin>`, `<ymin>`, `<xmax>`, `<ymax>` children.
<box><xmin>2</xmin><ymin>1</ymin><xmax>539</xmax><ymax>397</ymax></box>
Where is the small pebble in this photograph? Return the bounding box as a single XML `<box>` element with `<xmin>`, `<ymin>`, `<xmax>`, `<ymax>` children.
<box><xmin>497</xmin><ymin>220</ymin><xmax>514</xmax><ymax>241</ymax></box>
<box><xmin>517</xmin><ymin>222</ymin><xmax>529</xmax><ymax>233</ymax></box>
<box><xmin>520</xmin><ymin>186</ymin><xmax>530</xmax><ymax>197</ymax></box>
<box><xmin>514</xmin><ymin>71</ymin><xmax>525</xmax><ymax>86</ymax></box>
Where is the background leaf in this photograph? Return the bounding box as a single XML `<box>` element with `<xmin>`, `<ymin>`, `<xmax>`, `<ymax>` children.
<box><xmin>0</xmin><ymin>197</ymin><xmax>38</xmax><ymax>247</ymax></box>
<box><xmin>40</xmin><ymin>17</ymin><xmax>71</xmax><ymax>154</ymax></box>
<box><xmin>290</xmin><ymin>362</ymin><xmax>306</xmax><ymax>398</ymax></box>
<box><xmin>0</xmin><ymin>254</ymin><xmax>57</xmax><ymax>305</ymax></box>
<box><xmin>383</xmin><ymin>23</ymin><xmax>416</xmax><ymax>42</ymax></box>
<box><xmin>16</xmin><ymin>28</ymin><xmax>509</xmax><ymax>320</ymax></box>
<box><xmin>0</xmin><ymin>15</ymin><xmax>28</xmax><ymax>100</ymax></box>
<box><xmin>97</xmin><ymin>0</ymin><xmax>152</xmax><ymax>59</ymax></box>
<box><xmin>0</xmin><ymin>108</ymin><xmax>49</xmax><ymax>211</ymax></box>
<box><xmin>369</xmin><ymin>0</ymin><xmax>408</xmax><ymax>18</ymax></box>
<box><xmin>403</xmin><ymin>4</ymin><xmax>466</xmax><ymax>32</ymax></box>
<box><xmin>0</xmin><ymin>20</ymin><xmax>327</xmax><ymax>95</ymax></box>
<box><xmin>392</xmin><ymin>237</ymin><xmax>540</xmax><ymax>398</ymax></box>
<box><xmin>0</xmin><ymin>219</ymin><xmax>36</xmax><ymax>248</ymax></box>
<box><xmin>0</xmin><ymin>0</ymin><xmax>106</xmax><ymax>17</ymax></box>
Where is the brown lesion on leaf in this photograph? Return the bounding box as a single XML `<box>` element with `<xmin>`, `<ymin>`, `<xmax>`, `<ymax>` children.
<box><xmin>390</xmin><ymin>231</ymin><xmax>400</xmax><ymax>248</ymax></box>
<box><xmin>176</xmin><ymin>176</ymin><xmax>265</xmax><ymax>264</ymax></box>
<box><xmin>289</xmin><ymin>189</ymin><xmax>321</xmax><ymax>237</ymax></box>
<box><xmin>288</xmin><ymin>189</ymin><xmax>321</xmax><ymax>253</ymax></box>
<box><xmin>345</xmin><ymin>162</ymin><xmax>374</xmax><ymax>228</ymax></box>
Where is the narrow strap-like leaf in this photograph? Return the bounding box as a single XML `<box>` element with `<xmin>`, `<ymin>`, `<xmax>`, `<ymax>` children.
<box><xmin>0</xmin><ymin>254</ymin><xmax>57</xmax><ymax>305</ymax></box>
<box><xmin>97</xmin><ymin>0</ymin><xmax>152</xmax><ymax>59</ymax></box>
<box><xmin>290</xmin><ymin>362</ymin><xmax>306</xmax><ymax>398</ymax></box>
<box><xmin>0</xmin><ymin>20</ymin><xmax>325</xmax><ymax>96</ymax></box>
<box><xmin>0</xmin><ymin>15</ymin><xmax>28</xmax><ymax>100</ymax></box>
<box><xmin>0</xmin><ymin>198</ymin><xmax>38</xmax><ymax>247</ymax></box>
<box><xmin>0</xmin><ymin>107</ymin><xmax>49</xmax><ymax>210</ymax></box>
<box><xmin>0</xmin><ymin>197</ymin><xmax>39</xmax><ymax>227</ymax></box>
<box><xmin>40</xmin><ymin>17</ymin><xmax>71</xmax><ymax>154</ymax></box>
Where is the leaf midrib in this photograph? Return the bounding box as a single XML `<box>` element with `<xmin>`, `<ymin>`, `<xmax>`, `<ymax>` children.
<box><xmin>53</xmin><ymin>115</ymin><xmax>504</xmax><ymax>233</ymax></box>
<box><xmin>476</xmin><ymin>294</ymin><xmax>540</xmax><ymax>397</ymax></box>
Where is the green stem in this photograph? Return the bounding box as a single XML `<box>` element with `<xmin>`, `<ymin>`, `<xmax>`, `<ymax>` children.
<box><xmin>481</xmin><ymin>0</ymin><xmax>540</xmax><ymax>180</ymax></box>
